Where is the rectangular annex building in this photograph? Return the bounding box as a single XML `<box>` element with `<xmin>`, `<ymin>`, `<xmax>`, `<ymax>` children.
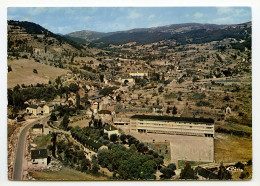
<box><xmin>130</xmin><ymin>115</ymin><xmax>214</xmax><ymax>137</ymax></box>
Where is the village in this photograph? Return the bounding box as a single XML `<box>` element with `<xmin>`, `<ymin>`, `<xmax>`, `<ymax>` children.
<box><xmin>7</xmin><ymin>19</ymin><xmax>252</xmax><ymax>181</ymax></box>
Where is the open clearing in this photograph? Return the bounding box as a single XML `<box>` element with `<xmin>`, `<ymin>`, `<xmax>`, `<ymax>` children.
<box><xmin>214</xmin><ymin>133</ymin><xmax>252</xmax><ymax>163</ymax></box>
<box><xmin>69</xmin><ymin>119</ymin><xmax>91</xmax><ymax>128</ymax></box>
<box><xmin>29</xmin><ymin>167</ymin><xmax>108</xmax><ymax>181</ymax></box>
<box><xmin>7</xmin><ymin>59</ymin><xmax>68</xmax><ymax>88</ymax></box>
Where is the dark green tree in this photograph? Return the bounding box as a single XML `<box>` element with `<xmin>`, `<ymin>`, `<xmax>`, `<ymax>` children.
<box><xmin>120</xmin><ymin>134</ymin><xmax>127</xmax><ymax>144</ymax></box>
<box><xmin>69</xmin><ymin>83</ymin><xmax>79</xmax><ymax>93</ymax></box>
<box><xmin>217</xmin><ymin>164</ymin><xmax>232</xmax><ymax>180</ymax></box>
<box><xmin>50</xmin><ymin>112</ymin><xmax>57</xmax><ymax>121</ymax></box>
<box><xmin>172</xmin><ymin>106</ymin><xmax>177</xmax><ymax>115</ymax></box>
<box><xmin>160</xmin><ymin>167</ymin><xmax>175</xmax><ymax>179</ymax></box>
<box><xmin>60</xmin><ymin>114</ymin><xmax>69</xmax><ymax>130</ymax></box>
<box><xmin>8</xmin><ymin>65</ymin><xmax>12</xmax><ymax>72</ymax></box>
<box><xmin>110</xmin><ymin>134</ymin><xmax>118</xmax><ymax>143</ymax></box>
<box><xmin>76</xmin><ymin>93</ymin><xmax>80</xmax><ymax>109</ymax></box>
<box><xmin>51</xmin><ymin>132</ymin><xmax>57</xmax><ymax>158</ymax></box>
<box><xmin>180</xmin><ymin>163</ymin><xmax>198</xmax><ymax>180</ymax></box>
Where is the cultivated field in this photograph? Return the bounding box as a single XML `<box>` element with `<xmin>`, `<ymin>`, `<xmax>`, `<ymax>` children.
<box><xmin>7</xmin><ymin>59</ymin><xmax>68</xmax><ymax>88</ymax></box>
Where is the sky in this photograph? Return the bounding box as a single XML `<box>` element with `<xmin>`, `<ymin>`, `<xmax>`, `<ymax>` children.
<box><xmin>7</xmin><ymin>7</ymin><xmax>251</xmax><ymax>34</ymax></box>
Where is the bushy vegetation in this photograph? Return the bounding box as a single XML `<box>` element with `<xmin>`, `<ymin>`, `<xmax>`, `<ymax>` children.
<box><xmin>97</xmin><ymin>143</ymin><xmax>164</xmax><ymax>180</ymax></box>
<box><xmin>71</xmin><ymin>126</ymin><xmax>103</xmax><ymax>152</ymax></box>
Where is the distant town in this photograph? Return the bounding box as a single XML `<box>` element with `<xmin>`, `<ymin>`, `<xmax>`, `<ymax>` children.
<box><xmin>7</xmin><ymin>18</ymin><xmax>252</xmax><ymax>181</ymax></box>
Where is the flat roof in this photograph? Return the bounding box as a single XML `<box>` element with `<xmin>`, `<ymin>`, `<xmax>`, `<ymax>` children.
<box><xmin>130</xmin><ymin>115</ymin><xmax>214</xmax><ymax>124</ymax></box>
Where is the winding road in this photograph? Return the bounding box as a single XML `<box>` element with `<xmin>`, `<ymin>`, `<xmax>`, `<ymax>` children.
<box><xmin>13</xmin><ymin>116</ymin><xmax>49</xmax><ymax>180</ymax></box>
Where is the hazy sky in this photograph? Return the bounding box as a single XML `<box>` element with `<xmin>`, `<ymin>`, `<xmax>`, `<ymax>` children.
<box><xmin>8</xmin><ymin>7</ymin><xmax>251</xmax><ymax>34</ymax></box>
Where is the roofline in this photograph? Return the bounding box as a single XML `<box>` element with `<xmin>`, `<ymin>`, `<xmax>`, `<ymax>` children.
<box><xmin>130</xmin><ymin>115</ymin><xmax>214</xmax><ymax>124</ymax></box>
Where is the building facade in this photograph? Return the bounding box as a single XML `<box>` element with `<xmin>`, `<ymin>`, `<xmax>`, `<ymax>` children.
<box><xmin>129</xmin><ymin>115</ymin><xmax>214</xmax><ymax>137</ymax></box>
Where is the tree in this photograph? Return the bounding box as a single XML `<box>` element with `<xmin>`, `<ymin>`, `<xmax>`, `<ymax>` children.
<box><xmin>99</xmin><ymin>74</ymin><xmax>104</xmax><ymax>82</ymax></box>
<box><xmin>69</xmin><ymin>83</ymin><xmax>79</xmax><ymax>93</ymax></box>
<box><xmin>154</xmin><ymin>157</ymin><xmax>164</xmax><ymax>170</ymax></box>
<box><xmin>160</xmin><ymin>167</ymin><xmax>175</xmax><ymax>179</ymax></box>
<box><xmin>217</xmin><ymin>164</ymin><xmax>232</xmax><ymax>180</ymax></box>
<box><xmin>55</xmin><ymin>76</ymin><xmax>62</xmax><ymax>86</ymax></box>
<box><xmin>51</xmin><ymin>132</ymin><xmax>57</xmax><ymax>158</ymax></box>
<box><xmin>180</xmin><ymin>163</ymin><xmax>198</xmax><ymax>180</ymax></box>
<box><xmin>158</xmin><ymin>86</ymin><xmax>164</xmax><ymax>93</ymax></box>
<box><xmin>80</xmin><ymin>159</ymin><xmax>91</xmax><ymax>172</ymax></box>
<box><xmin>192</xmin><ymin>76</ymin><xmax>200</xmax><ymax>82</ymax></box>
<box><xmin>141</xmin><ymin>160</ymin><xmax>157</xmax><ymax>178</ymax></box>
<box><xmin>167</xmin><ymin>163</ymin><xmax>177</xmax><ymax>171</ymax></box>
<box><xmin>60</xmin><ymin>114</ymin><xmax>69</xmax><ymax>130</ymax></box>
<box><xmin>76</xmin><ymin>93</ymin><xmax>80</xmax><ymax>109</ymax></box>
<box><xmin>137</xmin><ymin>143</ymin><xmax>145</xmax><ymax>153</ymax></box>
<box><xmin>120</xmin><ymin>134</ymin><xmax>127</xmax><ymax>144</ymax></box>
<box><xmin>91</xmin><ymin>155</ymin><xmax>100</xmax><ymax>174</ymax></box>
<box><xmin>166</xmin><ymin>107</ymin><xmax>170</xmax><ymax>114</ymax></box>
<box><xmin>172</xmin><ymin>106</ymin><xmax>177</xmax><ymax>115</ymax></box>
<box><xmin>235</xmin><ymin>162</ymin><xmax>245</xmax><ymax>170</ymax></box>
<box><xmin>128</xmin><ymin>137</ymin><xmax>137</xmax><ymax>147</ymax></box>
<box><xmin>223</xmin><ymin>95</ymin><xmax>230</xmax><ymax>102</ymax></box>
<box><xmin>110</xmin><ymin>134</ymin><xmax>118</xmax><ymax>143</ymax></box>
<box><xmin>8</xmin><ymin>65</ymin><xmax>12</xmax><ymax>72</ymax></box>
<box><xmin>50</xmin><ymin>112</ymin><xmax>57</xmax><ymax>121</ymax></box>
<box><xmin>33</xmin><ymin>69</ymin><xmax>38</xmax><ymax>74</ymax></box>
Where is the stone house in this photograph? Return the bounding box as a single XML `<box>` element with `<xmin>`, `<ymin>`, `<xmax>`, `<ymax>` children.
<box><xmin>32</xmin><ymin>123</ymin><xmax>43</xmax><ymax>135</ymax></box>
<box><xmin>31</xmin><ymin>149</ymin><xmax>48</xmax><ymax>166</ymax></box>
<box><xmin>26</xmin><ymin>105</ymin><xmax>42</xmax><ymax>115</ymax></box>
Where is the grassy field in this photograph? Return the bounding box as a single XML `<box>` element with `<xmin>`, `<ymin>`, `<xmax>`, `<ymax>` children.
<box><xmin>33</xmin><ymin>134</ymin><xmax>52</xmax><ymax>149</ymax></box>
<box><xmin>8</xmin><ymin>125</ymin><xmax>17</xmax><ymax>138</ymax></box>
<box><xmin>7</xmin><ymin>59</ymin><xmax>68</xmax><ymax>88</ymax></box>
<box><xmin>69</xmin><ymin>119</ymin><xmax>91</xmax><ymax>128</ymax></box>
<box><xmin>29</xmin><ymin>167</ymin><xmax>108</xmax><ymax>181</ymax></box>
<box><xmin>214</xmin><ymin>133</ymin><xmax>252</xmax><ymax>163</ymax></box>
<box><xmin>178</xmin><ymin>160</ymin><xmax>210</xmax><ymax>169</ymax></box>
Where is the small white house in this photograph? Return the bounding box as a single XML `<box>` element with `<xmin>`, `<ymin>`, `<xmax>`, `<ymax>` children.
<box><xmin>104</xmin><ymin>125</ymin><xmax>119</xmax><ymax>138</ymax></box>
<box><xmin>26</xmin><ymin>105</ymin><xmax>42</xmax><ymax>115</ymax></box>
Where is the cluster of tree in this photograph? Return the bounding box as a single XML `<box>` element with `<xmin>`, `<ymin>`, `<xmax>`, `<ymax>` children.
<box><xmin>217</xmin><ymin>164</ymin><xmax>232</xmax><ymax>180</ymax></box>
<box><xmin>166</xmin><ymin>106</ymin><xmax>178</xmax><ymax>115</ymax></box>
<box><xmin>160</xmin><ymin>163</ymin><xmax>177</xmax><ymax>179</ymax></box>
<box><xmin>8</xmin><ymin>84</ymin><xmax>57</xmax><ymax>112</ymax></box>
<box><xmin>215</xmin><ymin>127</ymin><xmax>251</xmax><ymax>137</ymax></box>
<box><xmin>231</xmin><ymin>38</ymin><xmax>251</xmax><ymax>52</ymax></box>
<box><xmin>171</xmin><ymin>25</ymin><xmax>251</xmax><ymax>45</ymax></box>
<box><xmin>179</xmin><ymin>163</ymin><xmax>198</xmax><ymax>180</ymax></box>
<box><xmin>81</xmin><ymin>64</ymin><xmax>96</xmax><ymax>73</ymax></box>
<box><xmin>196</xmin><ymin>100</ymin><xmax>211</xmax><ymax>107</ymax></box>
<box><xmin>59</xmin><ymin>114</ymin><xmax>69</xmax><ymax>130</ymax></box>
<box><xmin>71</xmin><ymin>126</ymin><xmax>103</xmax><ymax>152</ymax></box>
<box><xmin>97</xmin><ymin>143</ymin><xmax>164</xmax><ymax>180</ymax></box>
<box><xmin>8</xmin><ymin>20</ymin><xmax>84</xmax><ymax>50</ymax></box>
<box><xmin>99</xmin><ymin>86</ymin><xmax>119</xmax><ymax>96</ymax></box>
<box><xmin>50</xmin><ymin>138</ymin><xmax>93</xmax><ymax>172</ymax></box>
<box><xmin>90</xmin><ymin>31</ymin><xmax>172</xmax><ymax>48</ymax></box>
<box><xmin>135</xmin><ymin>78</ymin><xmax>148</xmax><ymax>87</ymax></box>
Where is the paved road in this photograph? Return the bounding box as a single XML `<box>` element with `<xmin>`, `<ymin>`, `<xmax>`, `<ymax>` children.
<box><xmin>13</xmin><ymin>116</ymin><xmax>49</xmax><ymax>180</ymax></box>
